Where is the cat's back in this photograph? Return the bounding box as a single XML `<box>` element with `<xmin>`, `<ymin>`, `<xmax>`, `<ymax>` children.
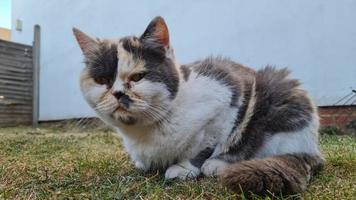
<box><xmin>187</xmin><ymin>57</ymin><xmax>256</xmax><ymax>83</ymax></box>
<box><xmin>184</xmin><ymin>58</ymin><xmax>316</xmax><ymax>123</ymax></box>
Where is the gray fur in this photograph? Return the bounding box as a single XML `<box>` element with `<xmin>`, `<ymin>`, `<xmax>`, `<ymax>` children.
<box><xmin>121</xmin><ymin>37</ymin><xmax>179</xmax><ymax>99</ymax></box>
<box><xmin>180</xmin><ymin>65</ymin><xmax>191</xmax><ymax>81</ymax></box>
<box><xmin>190</xmin><ymin>147</ymin><xmax>214</xmax><ymax>168</ymax></box>
<box><xmin>85</xmin><ymin>40</ymin><xmax>118</xmax><ymax>88</ymax></box>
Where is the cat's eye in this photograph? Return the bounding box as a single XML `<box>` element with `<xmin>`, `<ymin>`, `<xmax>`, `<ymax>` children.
<box><xmin>94</xmin><ymin>77</ymin><xmax>112</xmax><ymax>86</ymax></box>
<box><xmin>130</xmin><ymin>72</ymin><xmax>146</xmax><ymax>82</ymax></box>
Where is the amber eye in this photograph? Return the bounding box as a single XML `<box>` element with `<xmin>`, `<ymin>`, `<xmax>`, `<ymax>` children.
<box><xmin>94</xmin><ymin>77</ymin><xmax>112</xmax><ymax>86</ymax></box>
<box><xmin>130</xmin><ymin>72</ymin><xmax>146</xmax><ymax>82</ymax></box>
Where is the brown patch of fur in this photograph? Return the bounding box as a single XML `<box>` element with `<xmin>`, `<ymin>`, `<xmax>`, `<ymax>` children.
<box><xmin>220</xmin><ymin>153</ymin><xmax>324</xmax><ymax>197</ymax></box>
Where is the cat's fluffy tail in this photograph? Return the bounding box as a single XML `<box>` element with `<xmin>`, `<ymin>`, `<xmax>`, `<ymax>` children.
<box><xmin>219</xmin><ymin>153</ymin><xmax>324</xmax><ymax>196</ymax></box>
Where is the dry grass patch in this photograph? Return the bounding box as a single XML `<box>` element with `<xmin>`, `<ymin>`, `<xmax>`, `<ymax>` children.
<box><xmin>0</xmin><ymin>125</ymin><xmax>355</xmax><ymax>199</ymax></box>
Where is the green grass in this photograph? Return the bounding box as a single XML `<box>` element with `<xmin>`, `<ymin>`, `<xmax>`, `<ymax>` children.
<box><xmin>0</xmin><ymin>125</ymin><xmax>355</xmax><ymax>199</ymax></box>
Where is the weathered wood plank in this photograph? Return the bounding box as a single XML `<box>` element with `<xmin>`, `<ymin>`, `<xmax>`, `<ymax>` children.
<box><xmin>0</xmin><ymin>94</ymin><xmax>32</xmax><ymax>101</ymax></box>
<box><xmin>0</xmin><ymin>116</ymin><xmax>31</xmax><ymax>121</ymax></box>
<box><xmin>0</xmin><ymin>49</ymin><xmax>32</xmax><ymax>58</ymax></box>
<box><xmin>0</xmin><ymin>104</ymin><xmax>32</xmax><ymax>112</ymax></box>
<box><xmin>0</xmin><ymin>88</ymin><xmax>33</xmax><ymax>95</ymax></box>
<box><xmin>0</xmin><ymin>89</ymin><xmax>32</xmax><ymax>96</ymax></box>
<box><xmin>0</xmin><ymin>115</ymin><xmax>32</xmax><ymax>121</ymax></box>
<box><xmin>0</xmin><ymin>118</ymin><xmax>32</xmax><ymax>125</ymax></box>
<box><xmin>0</xmin><ymin>74</ymin><xmax>32</xmax><ymax>81</ymax></box>
<box><xmin>0</xmin><ymin>111</ymin><xmax>32</xmax><ymax>116</ymax></box>
<box><xmin>0</xmin><ymin>87</ymin><xmax>33</xmax><ymax>93</ymax></box>
<box><xmin>0</xmin><ymin>49</ymin><xmax>33</xmax><ymax>59</ymax></box>
<box><xmin>0</xmin><ymin>42</ymin><xmax>33</xmax><ymax>51</ymax></box>
<box><xmin>0</xmin><ymin>42</ymin><xmax>32</xmax><ymax>51</ymax></box>
<box><xmin>0</xmin><ymin>79</ymin><xmax>33</xmax><ymax>86</ymax></box>
<box><xmin>0</xmin><ymin>104</ymin><xmax>33</xmax><ymax>110</ymax></box>
<box><xmin>0</xmin><ymin>121</ymin><xmax>32</xmax><ymax>126</ymax></box>
<box><xmin>0</xmin><ymin>110</ymin><xmax>32</xmax><ymax>115</ymax></box>
<box><xmin>0</xmin><ymin>71</ymin><xmax>32</xmax><ymax>79</ymax></box>
<box><xmin>0</xmin><ymin>53</ymin><xmax>33</xmax><ymax>63</ymax></box>
<box><xmin>0</xmin><ymin>65</ymin><xmax>32</xmax><ymax>74</ymax></box>
<box><xmin>0</xmin><ymin>98</ymin><xmax>32</xmax><ymax>104</ymax></box>
<box><xmin>0</xmin><ymin>107</ymin><xmax>32</xmax><ymax>113</ymax></box>
<box><xmin>0</xmin><ymin>119</ymin><xmax>32</xmax><ymax>125</ymax></box>
<box><xmin>0</xmin><ymin>85</ymin><xmax>32</xmax><ymax>93</ymax></box>
<box><xmin>0</xmin><ymin>42</ymin><xmax>32</xmax><ymax>54</ymax></box>
<box><xmin>0</xmin><ymin>46</ymin><xmax>32</xmax><ymax>54</ymax></box>
<box><xmin>0</xmin><ymin>111</ymin><xmax>31</xmax><ymax>115</ymax></box>
<box><xmin>0</xmin><ymin>98</ymin><xmax>32</xmax><ymax>105</ymax></box>
<box><xmin>0</xmin><ymin>59</ymin><xmax>32</xmax><ymax>71</ymax></box>
<box><xmin>0</xmin><ymin>39</ymin><xmax>32</xmax><ymax>48</ymax></box>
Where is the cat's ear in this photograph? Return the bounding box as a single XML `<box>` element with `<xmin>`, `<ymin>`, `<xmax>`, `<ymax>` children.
<box><xmin>72</xmin><ymin>27</ymin><xmax>98</xmax><ymax>55</ymax></box>
<box><xmin>140</xmin><ymin>16</ymin><xmax>170</xmax><ymax>50</ymax></box>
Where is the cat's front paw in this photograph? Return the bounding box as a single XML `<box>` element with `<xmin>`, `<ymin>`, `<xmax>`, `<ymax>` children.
<box><xmin>201</xmin><ymin>158</ymin><xmax>228</xmax><ymax>177</ymax></box>
<box><xmin>165</xmin><ymin>161</ymin><xmax>200</xmax><ymax>180</ymax></box>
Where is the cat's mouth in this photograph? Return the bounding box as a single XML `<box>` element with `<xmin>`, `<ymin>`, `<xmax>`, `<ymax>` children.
<box><xmin>114</xmin><ymin>106</ymin><xmax>130</xmax><ymax>113</ymax></box>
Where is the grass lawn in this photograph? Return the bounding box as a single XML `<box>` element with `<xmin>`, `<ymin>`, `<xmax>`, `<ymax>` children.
<box><xmin>0</xmin><ymin>124</ymin><xmax>355</xmax><ymax>199</ymax></box>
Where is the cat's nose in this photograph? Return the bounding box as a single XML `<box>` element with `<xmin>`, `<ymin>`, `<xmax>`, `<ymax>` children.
<box><xmin>112</xmin><ymin>91</ymin><xmax>132</xmax><ymax>108</ymax></box>
<box><xmin>112</xmin><ymin>91</ymin><xmax>125</xmax><ymax>100</ymax></box>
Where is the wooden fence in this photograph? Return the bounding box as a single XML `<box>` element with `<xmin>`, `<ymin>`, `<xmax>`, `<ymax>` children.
<box><xmin>0</xmin><ymin>25</ymin><xmax>40</xmax><ymax>127</ymax></box>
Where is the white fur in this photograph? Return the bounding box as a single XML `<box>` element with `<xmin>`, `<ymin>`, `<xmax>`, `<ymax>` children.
<box><xmin>255</xmin><ymin>115</ymin><xmax>321</xmax><ymax>158</ymax></box>
<box><xmin>112</xmin><ymin>79</ymin><xmax>125</xmax><ymax>92</ymax></box>
<box><xmin>201</xmin><ymin>158</ymin><xmax>228</xmax><ymax>176</ymax></box>
<box><xmin>165</xmin><ymin>160</ymin><xmax>200</xmax><ymax>180</ymax></box>
<box><xmin>80</xmin><ymin>70</ymin><xmax>107</xmax><ymax>106</ymax></box>
<box><xmin>83</xmin><ymin>85</ymin><xmax>106</xmax><ymax>105</ymax></box>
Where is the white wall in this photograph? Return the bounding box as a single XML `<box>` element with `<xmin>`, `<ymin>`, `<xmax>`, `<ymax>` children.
<box><xmin>12</xmin><ymin>0</ymin><xmax>356</xmax><ymax>120</ymax></box>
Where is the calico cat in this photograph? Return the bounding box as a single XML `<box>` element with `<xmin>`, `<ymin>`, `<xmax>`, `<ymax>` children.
<box><xmin>73</xmin><ymin>16</ymin><xmax>324</xmax><ymax>196</ymax></box>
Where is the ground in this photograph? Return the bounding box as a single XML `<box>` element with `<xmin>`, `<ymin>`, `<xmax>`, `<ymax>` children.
<box><xmin>0</xmin><ymin>123</ymin><xmax>355</xmax><ymax>199</ymax></box>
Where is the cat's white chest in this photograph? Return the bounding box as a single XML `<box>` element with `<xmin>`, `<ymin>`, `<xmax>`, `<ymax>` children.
<box><xmin>116</xmin><ymin>73</ymin><xmax>237</xmax><ymax>170</ymax></box>
<box><xmin>119</xmin><ymin>127</ymin><xmax>204</xmax><ymax>170</ymax></box>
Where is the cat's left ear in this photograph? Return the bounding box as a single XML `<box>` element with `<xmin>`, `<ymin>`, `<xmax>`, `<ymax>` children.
<box><xmin>140</xmin><ymin>16</ymin><xmax>170</xmax><ymax>51</ymax></box>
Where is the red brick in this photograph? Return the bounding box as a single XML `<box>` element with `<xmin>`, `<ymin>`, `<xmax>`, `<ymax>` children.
<box><xmin>320</xmin><ymin>116</ymin><xmax>336</xmax><ymax>126</ymax></box>
<box><xmin>318</xmin><ymin>106</ymin><xmax>356</xmax><ymax>127</ymax></box>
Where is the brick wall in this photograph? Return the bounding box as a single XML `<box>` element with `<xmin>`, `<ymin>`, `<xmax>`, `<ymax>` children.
<box><xmin>318</xmin><ymin>106</ymin><xmax>356</xmax><ymax>127</ymax></box>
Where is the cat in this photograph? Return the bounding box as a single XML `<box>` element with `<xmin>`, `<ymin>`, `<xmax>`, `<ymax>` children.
<box><xmin>73</xmin><ymin>16</ymin><xmax>324</xmax><ymax>196</ymax></box>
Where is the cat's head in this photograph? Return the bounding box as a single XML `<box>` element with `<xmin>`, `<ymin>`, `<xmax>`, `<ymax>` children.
<box><xmin>73</xmin><ymin>17</ymin><xmax>180</xmax><ymax>126</ymax></box>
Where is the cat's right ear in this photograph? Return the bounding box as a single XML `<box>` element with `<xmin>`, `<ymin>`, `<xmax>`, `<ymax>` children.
<box><xmin>72</xmin><ymin>27</ymin><xmax>98</xmax><ymax>55</ymax></box>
